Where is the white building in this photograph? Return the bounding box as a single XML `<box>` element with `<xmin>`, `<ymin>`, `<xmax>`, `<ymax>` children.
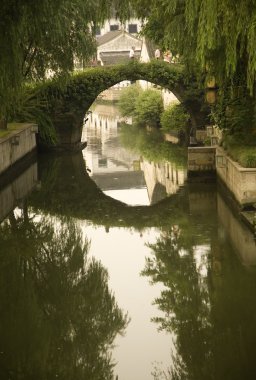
<box><xmin>139</xmin><ymin>37</ymin><xmax>179</xmax><ymax>108</ymax></box>
<box><xmin>97</xmin><ymin>30</ymin><xmax>142</xmax><ymax>66</ymax></box>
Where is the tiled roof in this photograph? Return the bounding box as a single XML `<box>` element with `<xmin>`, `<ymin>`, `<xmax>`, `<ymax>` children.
<box><xmin>97</xmin><ymin>30</ymin><xmax>123</xmax><ymax>46</ymax></box>
<box><xmin>97</xmin><ymin>30</ymin><xmax>141</xmax><ymax>46</ymax></box>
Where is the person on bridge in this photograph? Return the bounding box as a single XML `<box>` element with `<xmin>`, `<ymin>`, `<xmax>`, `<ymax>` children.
<box><xmin>163</xmin><ymin>50</ymin><xmax>172</xmax><ymax>63</ymax></box>
<box><xmin>154</xmin><ymin>48</ymin><xmax>161</xmax><ymax>59</ymax></box>
<box><xmin>129</xmin><ymin>46</ymin><xmax>135</xmax><ymax>60</ymax></box>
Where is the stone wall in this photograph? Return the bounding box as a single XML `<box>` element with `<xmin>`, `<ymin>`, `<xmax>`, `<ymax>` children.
<box><xmin>188</xmin><ymin>146</ymin><xmax>216</xmax><ymax>173</ymax></box>
<box><xmin>164</xmin><ymin>132</ymin><xmax>179</xmax><ymax>144</ymax></box>
<box><xmin>188</xmin><ymin>146</ymin><xmax>256</xmax><ymax>208</ymax></box>
<box><xmin>100</xmin><ymin>87</ymin><xmax>123</xmax><ymax>101</ymax></box>
<box><xmin>0</xmin><ymin>123</ymin><xmax>37</xmax><ymax>175</ymax></box>
<box><xmin>217</xmin><ymin>192</ymin><xmax>256</xmax><ymax>265</ymax></box>
<box><xmin>216</xmin><ymin>147</ymin><xmax>256</xmax><ymax>206</ymax></box>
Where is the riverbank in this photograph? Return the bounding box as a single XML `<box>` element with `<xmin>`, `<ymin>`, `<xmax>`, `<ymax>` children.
<box><xmin>188</xmin><ymin>145</ymin><xmax>256</xmax><ymax>234</ymax></box>
<box><xmin>0</xmin><ymin>123</ymin><xmax>38</xmax><ymax>176</ymax></box>
<box><xmin>240</xmin><ymin>211</ymin><xmax>256</xmax><ymax>234</ymax></box>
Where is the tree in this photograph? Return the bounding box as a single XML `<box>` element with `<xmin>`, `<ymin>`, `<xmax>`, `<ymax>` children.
<box><xmin>0</xmin><ymin>0</ymin><xmax>121</xmax><ymax>123</ymax></box>
<box><xmin>118</xmin><ymin>84</ymin><xmax>142</xmax><ymax>117</ymax></box>
<box><xmin>127</xmin><ymin>1</ymin><xmax>256</xmax><ymax>89</ymax></box>
<box><xmin>122</xmin><ymin>0</ymin><xmax>256</xmax><ymax>141</ymax></box>
<box><xmin>135</xmin><ymin>88</ymin><xmax>164</xmax><ymax>127</ymax></box>
<box><xmin>160</xmin><ymin>103</ymin><xmax>190</xmax><ymax>143</ymax></box>
<box><xmin>0</xmin><ymin>212</ymin><xmax>129</xmax><ymax>379</ymax></box>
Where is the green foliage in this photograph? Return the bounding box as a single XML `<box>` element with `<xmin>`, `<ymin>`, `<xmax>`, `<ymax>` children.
<box><xmin>234</xmin><ymin>148</ymin><xmax>256</xmax><ymax>168</ymax></box>
<box><xmin>211</xmin><ymin>83</ymin><xmax>256</xmax><ymax>152</ymax></box>
<box><xmin>118</xmin><ymin>84</ymin><xmax>142</xmax><ymax>117</ymax></box>
<box><xmin>161</xmin><ymin>103</ymin><xmax>190</xmax><ymax>133</ymax></box>
<box><xmin>123</xmin><ymin>0</ymin><xmax>256</xmax><ymax>143</ymax></box>
<box><xmin>128</xmin><ymin>0</ymin><xmax>256</xmax><ymax>91</ymax></box>
<box><xmin>11</xmin><ymin>86</ymin><xmax>57</xmax><ymax>147</ymax></box>
<box><xmin>42</xmin><ymin>61</ymin><xmax>184</xmax><ymax>107</ymax></box>
<box><xmin>215</xmin><ymin>86</ymin><xmax>256</xmax><ymax>130</ymax></box>
<box><xmin>0</xmin><ymin>123</ymin><xmax>35</xmax><ymax>139</ymax></box>
<box><xmin>0</xmin><ymin>0</ymin><xmax>121</xmax><ymax>119</ymax></box>
<box><xmin>222</xmin><ymin>138</ymin><xmax>256</xmax><ymax>168</ymax></box>
<box><xmin>134</xmin><ymin>89</ymin><xmax>164</xmax><ymax>127</ymax></box>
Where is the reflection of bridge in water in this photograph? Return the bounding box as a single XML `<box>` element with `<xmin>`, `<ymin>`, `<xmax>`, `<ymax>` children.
<box><xmin>30</xmin><ymin>151</ymin><xmax>189</xmax><ymax>229</ymax></box>
<box><xmin>26</xmin><ymin>151</ymin><xmax>256</xmax><ymax>266</ymax></box>
<box><xmin>0</xmin><ymin>139</ymin><xmax>247</xmax><ymax>270</ymax></box>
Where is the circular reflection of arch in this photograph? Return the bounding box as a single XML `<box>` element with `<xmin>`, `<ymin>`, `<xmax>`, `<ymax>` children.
<box><xmin>29</xmin><ymin>152</ymin><xmax>189</xmax><ymax>230</ymax></box>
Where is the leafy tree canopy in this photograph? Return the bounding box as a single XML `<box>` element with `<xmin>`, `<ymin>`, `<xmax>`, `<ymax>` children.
<box><xmin>126</xmin><ymin>0</ymin><xmax>256</xmax><ymax>92</ymax></box>
<box><xmin>161</xmin><ymin>103</ymin><xmax>190</xmax><ymax>133</ymax></box>
<box><xmin>0</xmin><ymin>0</ymin><xmax>122</xmax><ymax>118</ymax></box>
<box><xmin>118</xmin><ymin>83</ymin><xmax>143</xmax><ymax>117</ymax></box>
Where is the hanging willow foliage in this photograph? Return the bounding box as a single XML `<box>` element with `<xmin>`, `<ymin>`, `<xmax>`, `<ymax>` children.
<box><xmin>0</xmin><ymin>0</ymin><xmax>124</xmax><ymax>120</ymax></box>
<box><xmin>128</xmin><ymin>0</ymin><xmax>256</xmax><ymax>92</ymax></box>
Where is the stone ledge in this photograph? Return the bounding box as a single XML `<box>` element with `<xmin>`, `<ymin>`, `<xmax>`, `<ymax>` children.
<box><xmin>240</xmin><ymin>211</ymin><xmax>256</xmax><ymax>234</ymax></box>
<box><xmin>216</xmin><ymin>147</ymin><xmax>256</xmax><ymax>172</ymax></box>
<box><xmin>188</xmin><ymin>146</ymin><xmax>216</xmax><ymax>153</ymax></box>
<box><xmin>0</xmin><ymin>123</ymin><xmax>38</xmax><ymax>176</ymax></box>
<box><xmin>216</xmin><ymin>147</ymin><xmax>256</xmax><ymax>207</ymax></box>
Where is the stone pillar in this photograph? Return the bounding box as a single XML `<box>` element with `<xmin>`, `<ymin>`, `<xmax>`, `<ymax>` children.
<box><xmin>0</xmin><ymin>118</ymin><xmax>7</xmax><ymax>130</ymax></box>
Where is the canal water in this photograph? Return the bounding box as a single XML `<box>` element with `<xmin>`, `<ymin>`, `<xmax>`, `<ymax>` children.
<box><xmin>1</xmin><ymin>100</ymin><xmax>256</xmax><ymax>380</ymax></box>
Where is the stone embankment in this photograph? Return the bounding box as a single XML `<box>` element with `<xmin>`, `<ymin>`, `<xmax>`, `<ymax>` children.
<box><xmin>0</xmin><ymin>123</ymin><xmax>38</xmax><ymax>176</ymax></box>
<box><xmin>188</xmin><ymin>145</ymin><xmax>256</xmax><ymax>233</ymax></box>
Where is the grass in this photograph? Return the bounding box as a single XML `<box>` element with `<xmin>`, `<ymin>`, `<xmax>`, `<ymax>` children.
<box><xmin>0</xmin><ymin>130</ymin><xmax>9</xmax><ymax>138</ymax></box>
<box><xmin>0</xmin><ymin>123</ymin><xmax>31</xmax><ymax>139</ymax></box>
<box><xmin>226</xmin><ymin>146</ymin><xmax>256</xmax><ymax>168</ymax></box>
<box><xmin>221</xmin><ymin>133</ymin><xmax>256</xmax><ymax>168</ymax></box>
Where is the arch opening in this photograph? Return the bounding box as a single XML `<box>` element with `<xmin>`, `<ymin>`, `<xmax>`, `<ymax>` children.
<box><xmin>82</xmin><ymin>90</ymin><xmax>187</xmax><ymax>206</ymax></box>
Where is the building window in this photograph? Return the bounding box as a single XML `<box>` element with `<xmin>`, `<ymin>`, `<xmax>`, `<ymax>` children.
<box><xmin>95</xmin><ymin>26</ymin><xmax>101</xmax><ymax>35</ymax></box>
<box><xmin>110</xmin><ymin>24</ymin><xmax>119</xmax><ymax>31</ymax></box>
<box><xmin>98</xmin><ymin>158</ymin><xmax>107</xmax><ymax>168</ymax></box>
<box><xmin>128</xmin><ymin>24</ymin><xmax>138</xmax><ymax>33</ymax></box>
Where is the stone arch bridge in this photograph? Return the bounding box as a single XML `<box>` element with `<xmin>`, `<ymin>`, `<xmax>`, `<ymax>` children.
<box><xmin>38</xmin><ymin>61</ymin><xmax>207</xmax><ymax>150</ymax></box>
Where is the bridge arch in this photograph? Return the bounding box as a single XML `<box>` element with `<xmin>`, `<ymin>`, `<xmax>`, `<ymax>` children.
<box><xmin>40</xmin><ymin>61</ymin><xmax>207</xmax><ymax>149</ymax></box>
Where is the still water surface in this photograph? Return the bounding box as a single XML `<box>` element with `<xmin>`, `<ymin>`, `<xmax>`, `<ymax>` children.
<box><xmin>1</xmin><ymin>101</ymin><xmax>256</xmax><ymax>380</ymax></box>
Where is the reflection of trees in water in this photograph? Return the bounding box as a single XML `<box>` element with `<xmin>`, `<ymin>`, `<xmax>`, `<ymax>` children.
<box><xmin>120</xmin><ymin>123</ymin><xmax>187</xmax><ymax>167</ymax></box>
<box><xmin>142</xmin><ymin>225</ymin><xmax>256</xmax><ymax>380</ymax></box>
<box><xmin>0</xmin><ymin>208</ymin><xmax>129</xmax><ymax>380</ymax></box>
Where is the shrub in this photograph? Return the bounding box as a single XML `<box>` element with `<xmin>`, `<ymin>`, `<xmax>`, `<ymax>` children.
<box><xmin>135</xmin><ymin>89</ymin><xmax>163</xmax><ymax>128</ymax></box>
<box><xmin>118</xmin><ymin>84</ymin><xmax>142</xmax><ymax>117</ymax></box>
<box><xmin>226</xmin><ymin>145</ymin><xmax>256</xmax><ymax>168</ymax></box>
<box><xmin>160</xmin><ymin>103</ymin><xmax>189</xmax><ymax>133</ymax></box>
<box><xmin>11</xmin><ymin>86</ymin><xmax>57</xmax><ymax>147</ymax></box>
